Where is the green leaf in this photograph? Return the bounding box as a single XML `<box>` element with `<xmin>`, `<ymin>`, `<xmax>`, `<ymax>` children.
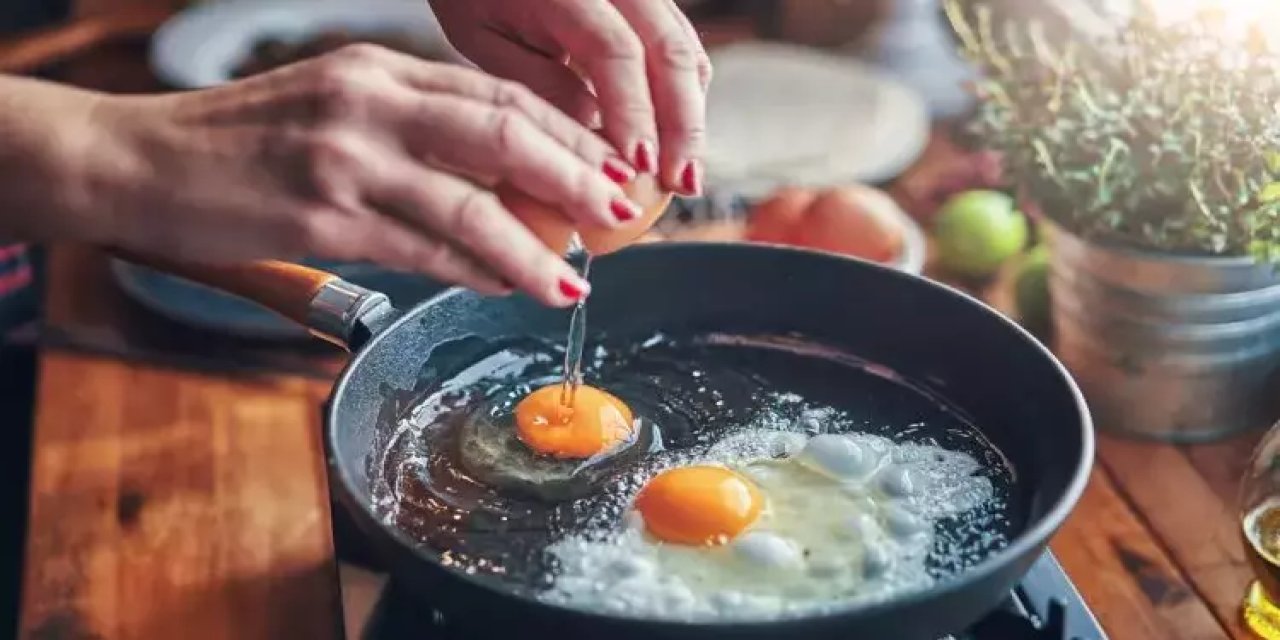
<box><xmin>1268</xmin><ymin>152</ymin><xmax>1280</xmax><ymax>175</ymax></box>
<box><xmin>964</xmin><ymin>0</ymin><xmax>1280</xmax><ymax>260</ymax></box>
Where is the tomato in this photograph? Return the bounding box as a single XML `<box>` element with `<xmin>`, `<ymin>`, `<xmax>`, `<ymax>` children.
<box><xmin>746</xmin><ymin>186</ymin><xmax>818</xmax><ymax>245</ymax></box>
<box><xmin>790</xmin><ymin>186</ymin><xmax>904</xmax><ymax>264</ymax></box>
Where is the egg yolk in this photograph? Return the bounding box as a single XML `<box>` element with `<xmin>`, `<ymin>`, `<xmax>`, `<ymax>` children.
<box><xmin>514</xmin><ymin>384</ymin><xmax>634</xmax><ymax>459</ymax></box>
<box><xmin>633</xmin><ymin>466</ymin><xmax>763</xmax><ymax>546</ymax></box>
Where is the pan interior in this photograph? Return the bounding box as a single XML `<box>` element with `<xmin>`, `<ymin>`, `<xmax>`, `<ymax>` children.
<box><xmin>328</xmin><ymin>244</ymin><xmax>1088</xmax><ymax>623</ymax></box>
<box><xmin>366</xmin><ymin>327</ymin><xmax>1018</xmax><ymax>619</ymax></box>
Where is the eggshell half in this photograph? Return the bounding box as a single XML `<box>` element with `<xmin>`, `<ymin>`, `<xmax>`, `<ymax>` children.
<box><xmin>500</xmin><ymin>174</ymin><xmax>673</xmax><ymax>256</ymax></box>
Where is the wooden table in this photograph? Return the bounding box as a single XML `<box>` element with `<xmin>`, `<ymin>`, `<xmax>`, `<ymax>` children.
<box><xmin>10</xmin><ymin>31</ymin><xmax>1267</xmax><ymax>640</ymax></box>
<box><xmin>21</xmin><ymin>326</ymin><xmax>344</xmax><ymax>639</ymax></box>
<box><xmin>20</xmin><ymin>253</ymin><xmax>1268</xmax><ymax>640</ymax></box>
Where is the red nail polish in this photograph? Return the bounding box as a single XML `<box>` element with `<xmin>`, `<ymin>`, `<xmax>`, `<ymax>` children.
<box><xmin>680</xmin><ymin>160</ymin><xmax>702</xmax><ymax>196</ymax></box>
<box><xmin>558</xmin><ymin>277</ymin><xmax>589</xmax><ymax>300</ymax></box>
<box><xmin>602</xmin><ymin>157</ymin><xmax>634</xmax><ymax>185</ymax></box>
<box><xmin>610</xmin><ymin>198</ymin><xmax>641</xmax><ymax>222</ymax></box>
<box><xmin>633</xmin><ymin>140</ymin><xmax>656</xmax><ymax>174</ymax></box>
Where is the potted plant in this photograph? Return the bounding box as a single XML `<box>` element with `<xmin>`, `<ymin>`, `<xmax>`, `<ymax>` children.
<box><xmin>944</xmin><ymin>1</ymin><xmax>1280</xmax><ymax>442</ymax></box>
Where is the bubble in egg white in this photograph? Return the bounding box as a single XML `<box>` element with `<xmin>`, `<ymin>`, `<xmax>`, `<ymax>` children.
<box><xmin>796</xmin><ymin>435</ymin><xmax>879</xmax><ymax>480</ymax></box>
<box><xmin>707</xmin><ymin>430</ymin><xmax>808</xmax><ymax>464</ymax></box>
<box><xmin>800</xmin><ymin>416</ymin><xmax>823</xmax><ymax>435</ymax></box>
<box><xmin>863</xmin><ymin>543</ymin><xmax>893</xmax><ymax>579</ymax></box>
<box><xmin>604</xmin><ymin>556</ymin><xmax>655</xmax><ymax>581</ymax></box>
<box><xmin>878</xmin><ymin>465</ymin><xmax>919</xmax><ymax>498</ymax></box>
<box><xmin>663</xmin><ymin>583</ymin><xmax>698</xmax><ymax>612</ymax></box>
<box><xmin>883</xmin><ymin>504</ymin><xmax>928</xmax><ymax>540</ymax></box>
<box><xmin>839</xmin><ymin>489</ymin><xmax>878</xmax><ymax>515</ymax></box>
<box><xmin>733</xmin><ymin>532</ymin><xmax>805</xmax><ymax>571</ymax></box>
<box><xmin>846</xmin><ymin>513</ymin><xmax>883</xmax><ymax>541</ymax></box>
<box><xmin>709</xmin><ymin>591</ymin><xmax>744</xmax><ymax>611</ymax></box>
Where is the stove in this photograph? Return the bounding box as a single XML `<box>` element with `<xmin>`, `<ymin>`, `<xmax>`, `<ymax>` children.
<box><xmin>337</xmin><ymin>552</ymin><xmax>1106</xmax><ymax>640</ymax></box>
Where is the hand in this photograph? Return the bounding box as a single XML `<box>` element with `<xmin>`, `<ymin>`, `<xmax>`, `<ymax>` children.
<box><xmin>430</xmin><ymin>0</ymin><xmax>712</xmax><ymax>196</ymax></box>
<box><xmin>85</xmin><ymin>45</ymin><xmax>647</xmax><ymax>307</ymax></box>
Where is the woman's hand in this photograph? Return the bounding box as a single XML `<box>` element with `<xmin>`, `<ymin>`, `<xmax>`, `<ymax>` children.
<box><xmin>77</xmin><ymin>45</ymin><xmax>648</xmax><ymax>306</ymax></box>
<box><xmin>430</xmin><ymin>0</ymin><xmax>712</xmax><ymax>197</ymax></box>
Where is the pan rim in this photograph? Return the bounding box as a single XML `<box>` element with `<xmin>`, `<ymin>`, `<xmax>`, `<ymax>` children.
<box><xmin>325</xmin><ymin>242</ymin><xmax>1095</xmax><ymax>630</ymax></box>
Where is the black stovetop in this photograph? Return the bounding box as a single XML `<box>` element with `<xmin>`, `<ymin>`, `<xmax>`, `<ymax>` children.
<box><xmin>356</xmin><ymin>552</ymin><xmax>1106</xmax><ymax>640</ymax></box>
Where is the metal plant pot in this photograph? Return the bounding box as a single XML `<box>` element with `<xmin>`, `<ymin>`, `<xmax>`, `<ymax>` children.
<box><xmin>1047</xmin><ymin>221</ymin><xmax>1280</xmax><ymax>442</ymax></box>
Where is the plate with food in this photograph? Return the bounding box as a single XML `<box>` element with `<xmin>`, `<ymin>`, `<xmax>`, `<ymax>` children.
<box><xmin>658</xmin><ymin>185</ymin><xmax>927</xmax><ymax>276</ymax></box>
<box><xmin>150</xmin><ymin>0</ymin><xmax>464</xmax><ymax>89</ymax></box>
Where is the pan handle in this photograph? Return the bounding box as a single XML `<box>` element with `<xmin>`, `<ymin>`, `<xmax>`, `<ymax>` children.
<box><xmin>113</xmin><ymin>251</ymin><xmax>398</xmax><ymax>350</ymax></box>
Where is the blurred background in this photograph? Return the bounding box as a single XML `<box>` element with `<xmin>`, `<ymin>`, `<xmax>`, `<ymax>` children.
<box><xmin>9</xmin><ymin>4</ymin><xmax>1280</xmax><ymax>640</ymax></box>
<box><xmin>0</xmin><ymin>0</ymin><xmax>1137</xmax><ymax>342</ymax></box>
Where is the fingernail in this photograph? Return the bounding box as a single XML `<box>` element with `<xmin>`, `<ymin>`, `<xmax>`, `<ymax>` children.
<box><xmin>558</xmin><ymin>276</ymin><xmax>590</xmax><ymax>301</ymax></box>
<box><xmin>602</xmin><ymin>157</ymin><xmax>635</xmax><ymax>185</ymax></box>
<box><xmin>610</xmin><ymin>197</ymin><xmax>641</xmax><ymax>223</ymax></box>
<box><xmin>679</xmin><ymin>160</ymin><xmax>702</xmax><ymax>196</ymax></box>
<box><xmin>633</xmin><ymin>140</ymin><xmax>656</xmax><ymax>174</ymax></box>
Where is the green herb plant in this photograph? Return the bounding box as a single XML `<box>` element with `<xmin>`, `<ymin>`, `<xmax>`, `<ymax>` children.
<box><xmin>944</xmin><ymin>0</ymin><xmax>1280</xmax><ymax>258</ymax></box>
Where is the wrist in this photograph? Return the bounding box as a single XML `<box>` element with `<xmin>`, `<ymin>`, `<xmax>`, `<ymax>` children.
<box><xmin>58</xmin><ymin>93</ymin><xmax>155</xmax><ymax>248</ymax></box>
<box><xmin>0</xmin><ymin>77</ymin><xmax>143</xmax><ymax>246</ymax></box>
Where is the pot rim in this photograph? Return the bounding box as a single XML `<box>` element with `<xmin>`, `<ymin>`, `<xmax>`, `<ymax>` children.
<box><xmin>324</xmin><ymin>242</ymin><xmax>1096</xmax><ymax>632</ymax></box>
<box><xmin>1041</xmin><ymin>217</ymin><xmax>1267</xmax><ymax>268</ymax></box>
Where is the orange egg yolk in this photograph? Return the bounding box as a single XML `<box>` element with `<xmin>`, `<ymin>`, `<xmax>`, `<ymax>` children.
<box><xmin>514</xmin><ymin>384</ymin><xmax>634</xmax><ymax>459</ymax></box>
<box><xmin>633</xmin><ymin>466</ymin><xmax>764</xmax><ymax>546</ymax></box>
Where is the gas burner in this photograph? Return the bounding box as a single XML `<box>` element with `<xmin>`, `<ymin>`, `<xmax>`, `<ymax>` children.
<box><xmin>954</xmin><ymin>552</ymin><xmax>1105</xmax><ymax>640</ymax></box>
<box><xmin>349</xmin><ymin>553</ymin><xmax>1106</xmax><ymax>640</ymax></box>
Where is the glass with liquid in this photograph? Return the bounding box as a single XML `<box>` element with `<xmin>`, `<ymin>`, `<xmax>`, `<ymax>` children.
<box><xmin>1239</xmin><ymin>421</ymin><xmax>1280</xmax><ymax>638</ymax></box>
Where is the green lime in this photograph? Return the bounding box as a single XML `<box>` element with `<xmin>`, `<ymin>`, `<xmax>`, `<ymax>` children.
<box><xmin>1014</xmin><ymin>244</ymin><xmax>1052</xmax><ymax>331</ymax></box>
<box><xmin>935</xmin><ymin>190</ymin><xmax>1029</xmax><ymax>278</ymax></box>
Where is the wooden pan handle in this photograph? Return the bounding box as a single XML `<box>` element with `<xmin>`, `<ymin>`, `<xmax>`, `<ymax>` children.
<box><xmin>113</xmin><ymin>251</ymin><xmax>339</xmax><ymax>328</ymax></box>
<box><xmin>0</xmin><ymin>8</ymin><xmax>172</xmax><ymax>74</ymax></box>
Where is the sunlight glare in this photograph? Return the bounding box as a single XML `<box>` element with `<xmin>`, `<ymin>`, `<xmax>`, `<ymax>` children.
<box><xmin>1148</xmin><ymin>0</ymin><xmax>1279</xmax><ymax>51</ymax></box>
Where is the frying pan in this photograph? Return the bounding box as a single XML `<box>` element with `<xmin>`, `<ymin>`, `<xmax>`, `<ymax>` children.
<box><xmin>123</xmin><ymin>243</ymin><xmax>1093</xmax><ymax>640</ymax></box>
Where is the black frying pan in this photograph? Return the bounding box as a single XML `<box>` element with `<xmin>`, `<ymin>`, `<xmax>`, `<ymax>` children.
<box><xmin>125</xmin><ymin>243</ymin><xmax>1093</xmax><ymax>640</ymax></box>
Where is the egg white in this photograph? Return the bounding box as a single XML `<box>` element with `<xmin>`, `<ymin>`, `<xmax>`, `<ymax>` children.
<box><xmin>541</xmin><ymin>430</ymin><xmax>998</xmax><ymax>621</ymax></box>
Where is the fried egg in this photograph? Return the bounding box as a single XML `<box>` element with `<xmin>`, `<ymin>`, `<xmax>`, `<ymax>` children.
<box><xmin>456</xmin><ymin>383</ymin><xmax>653</xmax><ymax>501</ymax></box>
<box><xmin>541</xmin><ymin>430</ymin><xmax>997</xmax><ymax>621</ymax></box>
<box><xmin>633</xmin><ymin>466</ymin><xmax>763</xmax><ymax>545</ymax></box>
<box><xmin>514</xmin><ymin>384</ymin><xmax>635</xmax><ymax>459</ymax></box>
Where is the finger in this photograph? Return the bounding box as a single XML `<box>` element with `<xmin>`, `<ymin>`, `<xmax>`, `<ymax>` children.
<box><xmin>441</xmin><ymin>26</ymin><xmax>601</xmax><ymax>126</ymax></box>
<box><xmin>523</xmin><ymin>0</ymin><xmax>658</xmax><ymax>175</ymax></box>
<box><xmin>364</xmin><ymin>219</ymin><xmax>514</xmax><ymax>296</ymax></box>
<box><xmin>368</xmin><ymin>166</ymin><xmax>590</xmax><ymax>307</ymax></box>
<box><xmin>284</xmin><ymin>126</ymin><xmax>515</xmax><ymax>297</ymax></box>
<box><xmin>370</xmin><ymin>52</ymin><xmax>617</xmax><ymax>166</ymax></box>
<box><xmin>665</xmin><ymin>2</ymin><xmax>713</xmax><ymax>91</ymax></box>
<box><xmin>611</xmin><ymin>0</ymin><xmax>709</xmax><ymax>196</ymax></box>
<box><xmin>395</xmin><ymin>91</ymin><xmax>641</xmax><ymax>229</ymax></box>
<box><xmin>304</xmin><ymin>211</ymin><xmax>513</xmax><ymax>296</ymax></box>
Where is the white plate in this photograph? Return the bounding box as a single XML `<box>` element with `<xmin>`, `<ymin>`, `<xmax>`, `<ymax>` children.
<box><xmin>703</xmin><ymin>42</ymin><xmax>930</xmax><ymax>198</ymax></box>
<box><xmin>150</xmin><ymin>0</ymin><xmax>465</xmax><ymax>89</ymax></box>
